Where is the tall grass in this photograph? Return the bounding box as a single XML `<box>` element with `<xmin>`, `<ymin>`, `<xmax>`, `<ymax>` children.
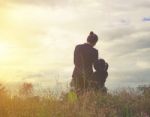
<box><xmin>0</xmin><ymin>83</ymin><xmax>150</xmax><ymax>117</ymax></box>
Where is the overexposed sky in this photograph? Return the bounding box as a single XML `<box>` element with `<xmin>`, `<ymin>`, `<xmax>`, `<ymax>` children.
<box><xmin>0</xmin><ymin>0</ymin><xmax>150</xmax><ymax>89</ymax></box>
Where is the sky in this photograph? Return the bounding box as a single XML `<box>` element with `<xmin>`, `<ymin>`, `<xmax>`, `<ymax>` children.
<box><xmin>0</xmin><ymin>0</ymin><xmax>150</xmax><ymax>90</ymax></box>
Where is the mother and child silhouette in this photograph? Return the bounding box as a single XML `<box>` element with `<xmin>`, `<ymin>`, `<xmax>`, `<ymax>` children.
<box><xmin>71</xmin><ymin>31</ymin><xmax>108</xmax><ymax>94</ymax></box>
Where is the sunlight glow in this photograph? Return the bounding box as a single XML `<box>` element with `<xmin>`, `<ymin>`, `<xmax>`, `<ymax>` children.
<box><xmin>0</xmin><ymin>42</ymin><xmax>10</xmax><ymax>60</ymax></box>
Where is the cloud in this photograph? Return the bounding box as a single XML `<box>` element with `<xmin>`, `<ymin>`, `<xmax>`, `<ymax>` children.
<box><xmin>135</xmin><ymin>0</ymin><xmax>150</xmax><ymax>9</ymax></box>
<box><xmin>136</xmin><ymin>61</ymin><xmax>150</xmax><ymax>69</ymax></box>
<box><xmin>106</xmin><ymin>68</ymin><xmax>150</xmax><ymax>90</ymax></box>
<box><xmin>0</xmin><ymin>0</ymin><xmax>69</xmax><ymax>7</ymax></box>
<box><xmin>1</xmin><ymin>0</ymin><xmax>97</xmax><ymax>8</ymax></box>
<box><xmin>1</xmin><ymin>0</ymin><xmax>150</xmax><ymax>89</ymax></box>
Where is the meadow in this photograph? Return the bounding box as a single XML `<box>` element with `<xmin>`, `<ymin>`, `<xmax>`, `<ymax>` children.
<box><xmin>0</xmin><ymin>83</ymin><xmax>150</xmax><ymax>117</ymax></box>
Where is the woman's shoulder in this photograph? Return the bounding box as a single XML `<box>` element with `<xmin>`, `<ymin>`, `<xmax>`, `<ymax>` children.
<box><xmin>93</xmin><ymin>48</ymin><xmax>98</xmax><ymax>52</ymax></box>
<box><xmin>75</xmin><ymin>44</ymin><xmax>98</xmax><ymax>53</ymax></box>
<box><xmin>75</xmin><ymin>44</ymin><xmax>84</xmax><ymax>48</ymax></box>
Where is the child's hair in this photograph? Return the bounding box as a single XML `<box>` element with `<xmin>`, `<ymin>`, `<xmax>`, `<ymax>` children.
<box><xmin>94</xmin><ymin>59</ymin><xmax>106</xmax><ymax>71</ymax></box>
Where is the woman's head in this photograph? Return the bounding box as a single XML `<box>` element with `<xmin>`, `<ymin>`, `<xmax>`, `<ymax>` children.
<box><xmin>87</xmin><ymin>31</ymin><xmax>98</xmax><ymax>46</ymax></box>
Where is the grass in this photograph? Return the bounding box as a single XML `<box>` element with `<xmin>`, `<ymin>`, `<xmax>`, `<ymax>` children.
<box><xmin>0</xmin><ymin>83</ymin><xmax>150</xmax><ymax>117</ymax></box>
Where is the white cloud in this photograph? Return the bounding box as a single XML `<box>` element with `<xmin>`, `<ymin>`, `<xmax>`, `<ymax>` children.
<box><xmin>0</xmin><ymin>0</ymin><xmax>150</xmax><ymax>88</ymax></box>
<box><xmin>136</xmin><ymin>61</ymin><xmax>150</xmax><ymax>69</ymax></box>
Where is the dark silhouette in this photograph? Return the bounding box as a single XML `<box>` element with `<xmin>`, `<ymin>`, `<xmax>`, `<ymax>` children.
<box><xmin>90</xmin><ymin>59</ymin><xmax>108</xmax><ymax>92</ymax></box>
<box><xmin>71</xmin><ymin>31</ymin><xmax>99</xmax><ymax>91</ymax></box>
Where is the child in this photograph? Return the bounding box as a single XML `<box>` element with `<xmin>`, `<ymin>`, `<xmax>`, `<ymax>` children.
<box><xmin>90</xmin><ymin>59</ymin><xmax>108</xmax><ymax>92</ymax></box>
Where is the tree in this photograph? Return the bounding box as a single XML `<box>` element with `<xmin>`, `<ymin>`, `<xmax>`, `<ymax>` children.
<box><xmin>0</xmin><ymin>84</ymin><xmax>7</xmax><ymax>97</ymax></box>
<box><xmin>19</xmin><ymin>83</ymin><xmax>34</xmax><ymax>97</ymax></box>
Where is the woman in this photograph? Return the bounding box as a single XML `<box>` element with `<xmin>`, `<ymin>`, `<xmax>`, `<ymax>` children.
<box><xmin>71</xmin><ymin>31</ymin><xmax>99</xmax><ymax>92</ymax></box>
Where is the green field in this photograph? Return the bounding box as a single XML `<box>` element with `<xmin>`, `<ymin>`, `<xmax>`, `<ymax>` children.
<box><xmin>0</xmin><ymin>83</ymin><xmax>150</xmax><ymax>117</ymax></box>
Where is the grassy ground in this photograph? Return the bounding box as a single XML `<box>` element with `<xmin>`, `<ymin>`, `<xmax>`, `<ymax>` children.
<box><xmin>0</xmin><ymin>84</ymin><xmax>150</xmax><ymax>117</ymax></box>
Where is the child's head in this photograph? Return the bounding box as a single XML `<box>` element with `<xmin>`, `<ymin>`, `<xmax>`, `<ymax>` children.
<box><xmin>94</xmin><ymin>59</ymin><xmax>106</xmax><ymax>71</ymax></box>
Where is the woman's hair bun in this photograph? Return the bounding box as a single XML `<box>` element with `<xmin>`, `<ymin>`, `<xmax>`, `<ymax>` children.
<box><xmin>90</xmin><ymin>31</ymin><xmax>94</xmax><ymax>35</ymax></box>
<box><xmin>87</xmin><ymin>31</ymin><xmax>98</xmax><ymax>44</ymax></box>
